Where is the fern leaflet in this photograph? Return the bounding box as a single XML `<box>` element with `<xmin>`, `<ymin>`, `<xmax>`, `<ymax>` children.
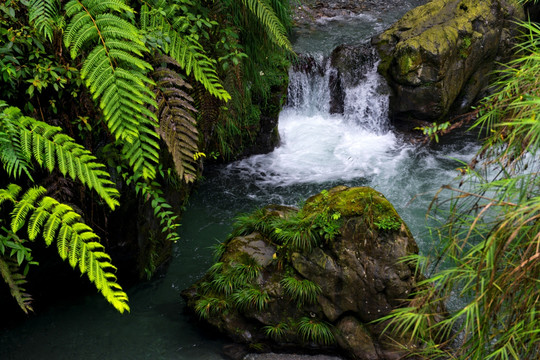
<box><xmin>27</xmin><ymin>0</ymin><xmax>60</xmax><ymax>42</ymax></box>
<box><xmin>0</xmin><ymin>254</ymin><xmax>33</xmax><ymax>314</ymax></box>
<box><xmin>241</xmin><ymin>0</ymin><xmax>291</xmax><ymax>51</ymax></box>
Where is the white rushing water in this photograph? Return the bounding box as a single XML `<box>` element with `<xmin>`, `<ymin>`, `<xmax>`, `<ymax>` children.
<box><xmin>232</xmin><ymin>57</ymin><xmax>401</xmax><ymax>185</ymax></box>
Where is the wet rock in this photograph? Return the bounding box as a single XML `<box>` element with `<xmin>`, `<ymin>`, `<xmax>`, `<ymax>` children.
<box><xmin>182</xmin><ymin>186</ymin><xmax>426</xmax><ymax>359</ymax></box>
<box><xmin>372</xmin><ymin>0</ymin><xmax>525</xmax><ymax>124</ymax></box>
<box><xmin>328</xmin><ymin>44</ymin><xmax>378</xmax><ymax>114</ymax></box>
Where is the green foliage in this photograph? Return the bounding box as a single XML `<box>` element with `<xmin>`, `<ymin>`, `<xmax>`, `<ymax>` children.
<box><xmin>0</xmin><ymin>184</ymin><xmax>129</xmax><ymax>313</ymax></box>
<box><xmin>231</xmin><ymin>254</ymin><xmax>263</xmax><ymax>283</ymax></box>
<box><xmin>123</xmin><ymin>169</ymin><xmax>180</xmax><ymax>244</ymax></box>
<box><xmin>414</xmin><ymin>121</ymin><xmax>450</xmax><ymax>142</ymax></box>
<box><xmin>0</xmin><ymin>102</ymin><xmax>120</xmax><ymax>210</ymax></box>
<box><xmin>27</xmin><ymin>0</ymin><xmax>60</xmax><ymax>42</ymax></box>
<box><xmin>140</xmin><ymin>0</ymin><xmax>230</xmax><ymax>102</ymax></box>
<box><xmin>231</xmin><ymin>286</ymin><xmax>269</xmax><ymax>311</ymax></box>
<box><xmin>194</xmin><ymin>295</ymin><xmax>228</xmax><ymax>319</ymax></box>
<box><xmin>64</xmin><ymin>0</ymin><xmax>160</xmax><ymax>181</ymax></box>
<box><xmin>280</xmin><ymin>276</ymin><xmax>321</xmax><ymax>307</ymax></box>
<box><xmin>385</xmin><ymin>20</ymin><xmax>540</xmax><ymax>360</ymax></box>
<box><xmin>373</xmin><ymin>215</ymin><xmax>401</xmax><ymax>231</ymax></box>
<box><xmin>239</xmin><ymin>0</ymin><xmax>291</xmax><ymax>51</ymax></box>
<box><xmin>0</xmin><ymin>239</ymin><xmax>35</xmax><ymax>314</ymax></box>
<box><xmin>296</xmin><ymin>317</ymin><xmax>335</xmax><ymax>345</ymax></box>
<box><xmin>273</xmin><ymin>215</ymin><xmax>320</xmax><ymax>253</ymax></box>
<box><xmin>263</xmin><ymin>321</ymin><xmax>289</xmax><ymax>341</ymax></box>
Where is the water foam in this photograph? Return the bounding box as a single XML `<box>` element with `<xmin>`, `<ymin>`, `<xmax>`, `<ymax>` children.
<box><xmin>227</xmin><ymin>51</ymin><xmax>403</xmax><ymax>186</ymax></box>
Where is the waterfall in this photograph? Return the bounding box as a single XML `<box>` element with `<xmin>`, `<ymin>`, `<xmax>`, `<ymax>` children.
<box><xmin>225</xmin><ymin>45</ymin><xmax>408</xmax><ymax>186</ymax></box>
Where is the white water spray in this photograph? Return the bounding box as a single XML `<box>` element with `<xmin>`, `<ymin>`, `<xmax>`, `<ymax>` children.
<box><xmin>228</xmin><ymin>51</ymin><xmax>409</xmax><ymax>186</ymax></box>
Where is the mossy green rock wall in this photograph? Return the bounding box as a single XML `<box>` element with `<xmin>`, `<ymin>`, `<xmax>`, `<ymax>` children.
<box><xmin>372</xmin><ymin>0</ymin><xmax>524</xmax><ymax>123</ymax></box>
<box><xmin>182</xmin><ymin>186</ymin><xmax>422</xmax><ymax>360</ymax></box>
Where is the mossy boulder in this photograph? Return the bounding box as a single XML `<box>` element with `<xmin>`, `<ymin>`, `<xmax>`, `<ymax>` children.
<box><xmin>182</xmin><ymin>186</ymin><xmax>424</xmax><ymax>359</ymax></box>
<box><xmin>372</xmin><ymin>0</ymin><xmax>524</xmax><ymax>124</ymax></box>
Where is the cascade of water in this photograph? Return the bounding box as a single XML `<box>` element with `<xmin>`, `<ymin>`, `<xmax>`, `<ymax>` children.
<box><xmin>227</xmin><ymin>45</ymin><xmax>405</xmax><ymax>186</ymax></box>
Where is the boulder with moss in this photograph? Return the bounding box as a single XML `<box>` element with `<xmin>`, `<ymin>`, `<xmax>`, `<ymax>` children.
<box><xmin>182</xmin><ymin>186</ymin><xmax>427</xmax><ymax>359</ymax></box>
<box><xmin>372</xmin><ymin>0</ymin><xmax>524</xmax><ymax>125</ymax></box>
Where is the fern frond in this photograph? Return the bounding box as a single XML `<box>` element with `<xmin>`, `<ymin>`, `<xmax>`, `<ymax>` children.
<box><xmin>0</xmin><ymin>104</ymin><xmax>120</xmax><ymax>210</ymax></box>
<box><xmin>27</xmin><ymin>0</ymin><xmax>60</xmax><ymax>42</ymax></box>
<box><xmin>0</xmin><ymin>184</ymin><xmax>22</xmax><ymax>207</ymax></box>
<box><xmin>64</xmin><ymin>0</ymin><xmax>160</xmax><ymax>180</ymax></box>
<box><xmin>0</xmin><ymin>255</ymin><xmax>33</xmax><ymax>314</ymax></box>
<box><xmin>240</xmin><ymin>0</ymin><xmax>291</xmax><ymax>51</ymax></box>
<box><xmin>10</xmin><ymin>187</ymin><xmax>46</xmax><ymax>233</ymax></box>
<box><xmin>152</xmin><ymin>56</ymin><xmax>200</xmax><ymax>183</ymax></box>
<box><xmin>140</xmin><ymin>1</ymin><xmax>231</xmax><ymax>102</ymax></box>
<box><xmin>4</xmin><ymin>185</ymin><xmax>130</xmax><ymax>313</ymax></box>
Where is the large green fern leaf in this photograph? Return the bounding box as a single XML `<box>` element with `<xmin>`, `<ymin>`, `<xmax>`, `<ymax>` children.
<box><xmin>241</xmin><ymin>0</ymin><xmax>291</xmax><ymax>51</ymax></box>
<box><xmin>0</xmin><ymin>103</ymin><xmax>120</xmax><ymax>210</ymax></box>
<box><xmin>3</xmin><ymin>185</ymin><xmax>130</xmax><ymax>313</ymax></box>
<box><xmin>64</xmin><ymin>0</ymin><xmax>160</xmax><ymax>180</ymax></box>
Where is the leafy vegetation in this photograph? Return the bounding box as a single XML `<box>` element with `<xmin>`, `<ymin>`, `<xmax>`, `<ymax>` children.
<box><xmin>280</xmin><ymin>276</ymin><xmax>321</xmax><ymax>307</ymax></box>
<box><xmin>296</xmin><ymin>317</ymin><xmax>335</xmax><ymax>345</ymax></box>
<box><xmin>382</xmin><ymin>13</ymin><xmax>540</xmax><ymax>360</ymax></box>
<box><xmin>0</xmin><ymin>0</ymin><xmax>293</xmax><ymax>313</ymax></box>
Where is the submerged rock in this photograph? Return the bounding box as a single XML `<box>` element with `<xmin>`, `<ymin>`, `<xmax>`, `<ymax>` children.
<box><xmin>372</xmin><ymin>0</ymin><xmax>524</xmax><ymax>124</ymax></box>
<box><xmin>183</xmin><ymin>186</ymin><xmax>425</xmax><ymax>359</ymax></box>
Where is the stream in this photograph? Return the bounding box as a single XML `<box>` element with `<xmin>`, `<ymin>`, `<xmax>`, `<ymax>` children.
<box><xmin>0</xmin><ymin>2</ymin><xmax>479</xmax><ymax>359</ymax></box>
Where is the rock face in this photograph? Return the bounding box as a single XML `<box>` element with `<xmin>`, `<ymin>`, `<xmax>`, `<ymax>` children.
<box><xmin>183</xmin><ymin>186</ymin><xmax>422</xmax><ymax>359</ymax></box>
<box><xmin>372</xmin><ymin>0</ymin><xmax>524</xmax><ymax>124</ymax></box>
<box><xmin>329</xmin><ymin>44</ymin><xmax>379</xmax><ymax>114</ymax></box>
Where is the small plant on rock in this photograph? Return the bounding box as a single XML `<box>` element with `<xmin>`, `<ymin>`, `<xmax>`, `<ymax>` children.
<box><xmin>296</xmin><ymin>316</ymin><xmax>335</xmax><ymax>345</ymax></box>
<box><xmin>195</xmin><ymin>296</ymin><xmax>228</xmax><ymax>319</ymax></box>
<box><xmin>281</xmin><ymin>276</ymin><xmax>321</xmax><ymax>307</ymax></box>
<box><xmin>232</xmin><ymin>287</ymin><xmax>270</xmax><ymax>311</ymax></box>
<box><xmin>374</xmin><ymin>215</ymin><xmax>402</xmax><ymax>231</ymax></box>
<box><xmin>263</xmin><ymin>321</ymin><xmax>290</xmax><ymax>341</ymax></box>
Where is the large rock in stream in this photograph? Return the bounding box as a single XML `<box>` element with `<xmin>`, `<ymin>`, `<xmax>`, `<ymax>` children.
<box><xmin>182</xmin><ymin>186</ymin><xmax>426</xmax><ymax>360</ymax></box>
<box><xmin>372</xmin><ymin>0</ymin><xmax>525</xmax><ymax>124</ymax></box>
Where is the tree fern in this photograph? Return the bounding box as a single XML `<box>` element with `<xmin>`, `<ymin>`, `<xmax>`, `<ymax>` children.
<box><xmin>240</xmin><ymin>0</ymin><xmax>292</xmax><ymax>51</ymax></box>
<box><xmin>27</xmin><ymin>0</ymin><xmax>61</xmax><ymax>42</ymax></box>
<box><xmin>64</xmin><ymin>0</ymin><xmax>160</xmax><ymax>180</ymax></box>
<box><xmin>1</xmin><ymin>184</ymin><xmax>129</xmax><ymax>313</ymax></box>
<box><xmin>152</xmin><ymin>56</ymin><xmax>200</xmax><ymax>183</ymax></box>
<box><xmin>140</xmin><ymin>0</ymin><xmax>231</xmax><ymax>102</ymax></box>
<box><xmin>0</xmin><ymin>103</ymin><xmax>120</xmax><ymax>210</ymax></box>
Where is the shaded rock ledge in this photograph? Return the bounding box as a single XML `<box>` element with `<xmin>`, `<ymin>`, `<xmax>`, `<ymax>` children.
<box><xmin>182</xmin><ymin>186</ymin><xmax>433</xmax><ymax>360</ymax></box>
